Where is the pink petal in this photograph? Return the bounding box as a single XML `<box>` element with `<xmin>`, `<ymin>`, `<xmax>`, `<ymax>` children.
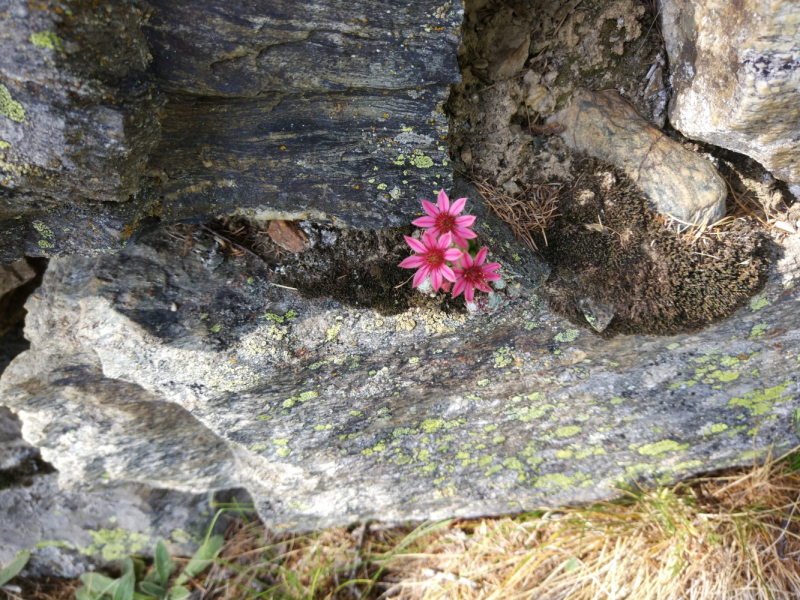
<box><xmin>421</xmin><ymin>232</ymin><xmax>439</xmax><ymax>249</ymax></box>
<box><xmin>450</xmin><ymin>197</ymin><xmax>467</xmax><ymax>215</ymax></box>
<box><xmin>452</xmin><ymin>267</ymin><xmax>464</xmax><ymax>277</ymax></box>
<box><xmin>462</xmin><ymin>251</ymin><xmax>474</xmax><ymax>268</ymax></box>
<box><xmin>412</xmin><ymin>267</ymin><xmax>430</xmax><ymax>287</ymax></box>
<box><xmin>454</xmin><ymin>226</ymin><xmax>477</xmax><ymax>240</ymax></box>
<box><xmin>441</xmin><ymin>281</ymin><xmax>451</xmax><ymax>293</ymax></box>
<box><xmin>476</xmin><ymin>282</ymin><xmax>493</xmax><ymax>293</ymax></box>
<box><xmin>452</xmin><ymin>279</ymin><xmax>466</xmax><ymax>298</ymax></box>
<box><xmin>440</xmin><ymin>264</ymin><xmax>456</xmax><ymax>282</ymax></box>
<box><xmin>437</xmin><ymin>232</ymin><xmax>453</xmax><ymax>249</ymax></box>
<box><xmin>443</xmin><ymin>248</ymin><xmax>462</xmax><ymax>262</ymax></box>
<box><xmin>482</xmin><ymin>262</ymin><xmax>501</xmax><ymax>273</ymax></box>
<box><xmin>437</xmin><ymin>189</ymin><xmax>450</xmax><ymax>213</ymax></box>
<box><xmin>430</xmin><ymin>269</ymin><xmax>442</xmax><ymax>291</ymax></box>
<box><xmin>483</xmin><ymin>272</ymin><xmax>502</xmax><ymax>282</ymax></box>
<box><xmin>450</xmin><ymin>233</ymin><xmax>469</xmax><ymax>249</ymax></box>
<box><xmin>398</xmin><ymin>255</ymin><xmax>425</xmax><ymax>268</ymax></box>
<box><xmin>412</xmin><ymin>216</ymin><xmax>436</xmax><ymax>229</ymax></box>
<box><xmin>404</xmin><ymin>235</ymin><xmax>426</xmax><ymax>254</ymax></box>
<box><xmin>474</xmin><ymin>247</ymin><xmax>488</xmax><ymax>266</ymax></box>
<box><xmin>421</xmin><ymin>199</ymin><xmax>440</xmax><ymax>218</ymax></box>
<box><xmin>465</xmin><ymin>285</ymin><xmax>475</xmax><ymax>303</ymax></box>
<box><xmin>454</xmin><ymin>215</ymin><xmax>476</xmax><ymax>228</ymax></box>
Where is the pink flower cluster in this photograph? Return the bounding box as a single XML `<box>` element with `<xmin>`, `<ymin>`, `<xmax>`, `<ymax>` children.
<box><xmin>399</xmin><ymin>190</ymin><xmax>501</xmax><ymax>302</ymax></box>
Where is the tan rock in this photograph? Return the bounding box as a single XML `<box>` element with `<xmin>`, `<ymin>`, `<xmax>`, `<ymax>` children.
<box><xmin>549</xmin><ymin>88</ymin><xmax>727</xmax><ymax>224</ymax></box>
<box><xmin>663</xmin><ymin>0</ymin><xmax>800</xmax><ymax>183</ymax></box>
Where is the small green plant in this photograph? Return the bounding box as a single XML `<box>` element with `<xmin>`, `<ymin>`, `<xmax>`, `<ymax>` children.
<box><xmin>0</xmin><ymin>550</ymin><xmax>30</xmax><ymax>588</ymax></box>
<box><xmin>76</xmin><ymin>536</ymin><xmax>223</xmax><ymax>600</ymax></box>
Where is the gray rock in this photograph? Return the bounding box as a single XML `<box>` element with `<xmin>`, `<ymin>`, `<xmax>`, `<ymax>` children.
<box><xmin>2</xmin><ymin>225</ymin><xmax>798</xmax><ymax>535</ymax></box>
<box><xmin>0</xmin><ymin>471</ymin><xmax>250</xmax><ymax>577</ymax></box>
<box><xmin>549</xmin><ymin>88</ymin><xmax>727</xmax><ymax>224</ymax></box>
<box><xmin>663</xmin><ymin>0</ymin><xmax>800</xmax><ymax>184</ymax></box>
<box><xmin>0</xmin><ymin>0</ymin><xmax>463</xmax><ymax>265</ymax></box>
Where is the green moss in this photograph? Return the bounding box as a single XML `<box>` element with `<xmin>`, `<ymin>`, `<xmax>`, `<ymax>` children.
<box><xmin>637</xmin><ymin>440</ymin><xmax>689</xmax><ymax>457</ymax></box>
<box><xmin>30</xmin><ymin>30</ymin><xmax>63</xmax><ymax>51</ymax></box>
<box><xmin>0</xmin><ymin>84</ymin><xmax>25</xmax><ymax>122</ymax></box>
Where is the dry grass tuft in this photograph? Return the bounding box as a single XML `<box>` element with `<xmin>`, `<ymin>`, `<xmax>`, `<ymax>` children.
<box><xmin>186</xmin><ymin>447</ymin><xmax>800</xmax><ymax>600</ymax></box>
<box><xmin>471</xmin><ymin>177</ymin><xmax>561</xmax><ymax>250</ymax></box>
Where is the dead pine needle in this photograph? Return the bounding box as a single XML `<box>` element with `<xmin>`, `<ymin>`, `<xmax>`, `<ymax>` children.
<box><xmin>471</xmin><ymin>176</ymin><xmax>561</xmax><ymax>251</ymax></box>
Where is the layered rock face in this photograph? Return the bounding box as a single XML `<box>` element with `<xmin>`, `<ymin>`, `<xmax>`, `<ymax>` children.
<box><xmin>0</xmin><ymin>0</ymin><xmax>462</xmax><ymax>264</ymax></box>
<box><xmin>663</xmin><ymin>0</ymin><xmax>800</xmax><ymax>183</ymax></box>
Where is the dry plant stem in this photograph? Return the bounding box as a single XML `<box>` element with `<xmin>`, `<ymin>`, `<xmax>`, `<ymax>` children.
<box><xmin>198</xmin><ymin>224</ymin><xmax>271</xmax><ymax>270</ymax></box>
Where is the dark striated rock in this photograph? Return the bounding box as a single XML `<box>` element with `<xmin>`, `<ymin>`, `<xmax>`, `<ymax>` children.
<box><xmin>0</xmin><ymin>0</ymin><xmax>463</xmax><ymax>264</ymax></box>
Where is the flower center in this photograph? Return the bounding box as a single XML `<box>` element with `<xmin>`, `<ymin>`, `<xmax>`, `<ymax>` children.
<box><xmin>436</xmin><ymin>213</ymin><xmax>457</xmax><ymax>232</ymax></box>
<box><xmin>463</xmin><ymin>265</ymin><xmax>485</xmax><ymax>284</ymax></box>
<box><xmin>425</xmin><ymin>249</ymin><xmax>445</xmax><ymax>267</ymax></box>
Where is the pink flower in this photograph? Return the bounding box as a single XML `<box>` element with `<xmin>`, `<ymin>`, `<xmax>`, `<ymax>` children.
<box><xmin>412</xmin><ymin>189</ymin><xmax>477</xmax><ymax>249</ymax></box>
<box><xmin>451</xmin><ymin>248</ymin><xmax>502</xmax><ymax>303</ymax></box>
<box><xmin>398</xmin><ymin>232</ymin><xmax>462</xmax><ymax>292</ymax></box>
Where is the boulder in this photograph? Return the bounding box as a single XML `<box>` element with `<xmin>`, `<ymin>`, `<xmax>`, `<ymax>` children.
<box><xmin>1</xmin><ymin>221</ymin><xmax>797</xmax><ymax>533</ymax></box>
<box><xmin>663</xmin><ymin>0</ymin><xmax>800</xmax><ymax>183</ymax></box>
<box><xmin>0</xmin><ymin>0</ymin><xmax>463</xmax><ymax>264</ymax></box>
<box><xmin>549</xmin><ymin>88</ymin><xmax>727</xmax><ymax>224</ymax></box>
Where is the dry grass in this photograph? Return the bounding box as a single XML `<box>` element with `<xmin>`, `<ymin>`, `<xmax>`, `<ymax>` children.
<box><xmin>188</xmin><ymin>446</ymin><xmax>800</xmax><ymax>600</ymax></box>
<box><xmin>471</xmin><ymin>177</ymin><xmax>561</xmax><ymax>250</ymax></box>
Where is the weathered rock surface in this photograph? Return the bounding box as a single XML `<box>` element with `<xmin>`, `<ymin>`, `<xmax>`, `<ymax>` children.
<box><xmin>663</xmin><ymin>0</ymin><xmax>800</xmax><ymax>184</ymax></box>
<box><xmin>0</xmin><ymin>471</ymin><xmax>249</xmax><ymax>577</ymax></box>
<box><xmin>2</xmin><ymin>220</ymin><xmax>798</xmax><ymax>535</ymax></box>
<box><xmin>0</xmin><ymin>0</ymin><xmax>463</xmax><ymax>264</ymax></box>
<box><xmin>549</xmin><ymin>88</ymin><xmax>727</xmax><ymax>224</ymax></box>
<box><xmin>0</xmin><ymin>259</ymin><xmax>38</xmax><ymax>336</ymax></box>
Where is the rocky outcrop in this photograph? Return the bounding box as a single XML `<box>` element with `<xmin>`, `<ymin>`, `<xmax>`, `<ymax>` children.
<box><xmin>549</xmin><ymin>88</ymin><xmax>727</xmax><ymax>224</ymax></box>
<box><xmin>0</xmin><ymin>0</ymin><xmax>463</xmax><ymax>264</ymax></box>
<box><xmin>663</xmin><ymin>0</ymin><xmax>800</xmax><ymax>184</ymax></box>
<box><xmin>1</xmin><ymin>219</ymin><xmax>797</xmax><ymax>536</ymax></box>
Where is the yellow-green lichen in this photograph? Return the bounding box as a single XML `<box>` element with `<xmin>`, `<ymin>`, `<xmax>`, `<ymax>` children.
<box><xmin>750</xmin><ymin>323</ymin><xmax>768</xmax><ymax>338</ymax></box>
<box><xmin>259</xmin><ymin>310</ymin><xmax>298</xmax><ymax>324</ymax></box>
<box><xmin>728</xmin><ymin>383</ymin><xmax>792</xmax><ymax>416</ymax></box>
<box><xmin>325</xmin><ymin>322</ymin><xmax>341</xmax><ymax>342</ymax></box>
<box><xmin>748</xmin><ymin>295</ymin><xmax>770</xmax><ymax>311</ymax></box>
<box><xmin>409</xmin><ymin>153</ymin><xmax>434</xmax><ymax>168</ymax></box>
<box><xmin>0</xmin><ymin>140</ymin><xmax>10</xmax><ymax>149</ymax></box>
<box><xmin>250</xmin><ymin>444</ymin><xmax>267</xmax><ymax>452</ymax></box>
<box><xmin>0</xmin><ymin>84</ymin><xmax>25</xmax><ymax>122</ymax></box>
<box><xmin>283</xmin><ymin>390</ymin><xmax>319</xmax><ymax>408</ymax></box>
<box><xmin>79</xmin><ymin>529</ymin><xmax>150</xmax><ymax>561</ymax></box>
<box><xmin>31</xmin><ymin>31</ymin><xmax>63</xmax><ymax>51</ymax></box>
<box><xmin>710</xmin><ymin>423</ymin><xmax>728</xmax><ymax>433</ymax></box>
<box><xmin>554</xmin><ymin>425</ymin><xmax>581</xmax><ymax>438</ymax></box>
<box><xmin>554</xmin><ymin>329</ymin><xmax>580</xmax><ymax>343</ymax></box>
<box><xmin>477</xmin><ymin>379</ymin><xmax>490</xmax><ymax>386</ymax></box>
<box><xmin>637</xmin><ymin>440</ymin><xmax>689</xmax><ymax>457</ymax></box>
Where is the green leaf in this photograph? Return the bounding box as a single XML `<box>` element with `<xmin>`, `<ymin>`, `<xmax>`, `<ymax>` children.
<box><xmin>114</xmin><ymin>569</ymin><xmax>135</xmax><ymax>600</ymax></box>
<box><xmin>0</xmin><ymin>550</ymin><xmax>30</xmax><ymax>587</ymax></box>
<box><xmin>173</xmin><ymin>535</ymin><xmax>223</xmax><ymax>586</ymax></box>
<box><xmin>76</xmin><ymin>588</ymin><xmax>98</xmax><ymax>600</ymax></box>
<box><xmin>155</xmin><ymin>541</ymin><xmax>170</xmax><ymax>587</ymax></box>
<box><xmin>138</xmin><ymin>581</ymin><xmax>166</xmax><ymax>598</ymax></box>
<box><xmin>80</xmin><ymin>572</ymin><xmax>119</xmax><ymax>597</ymax></box>
<box><xmin>168</xmin><ymin>585</ymin><xmax>190</xmax><ymax>600</ymax></box>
